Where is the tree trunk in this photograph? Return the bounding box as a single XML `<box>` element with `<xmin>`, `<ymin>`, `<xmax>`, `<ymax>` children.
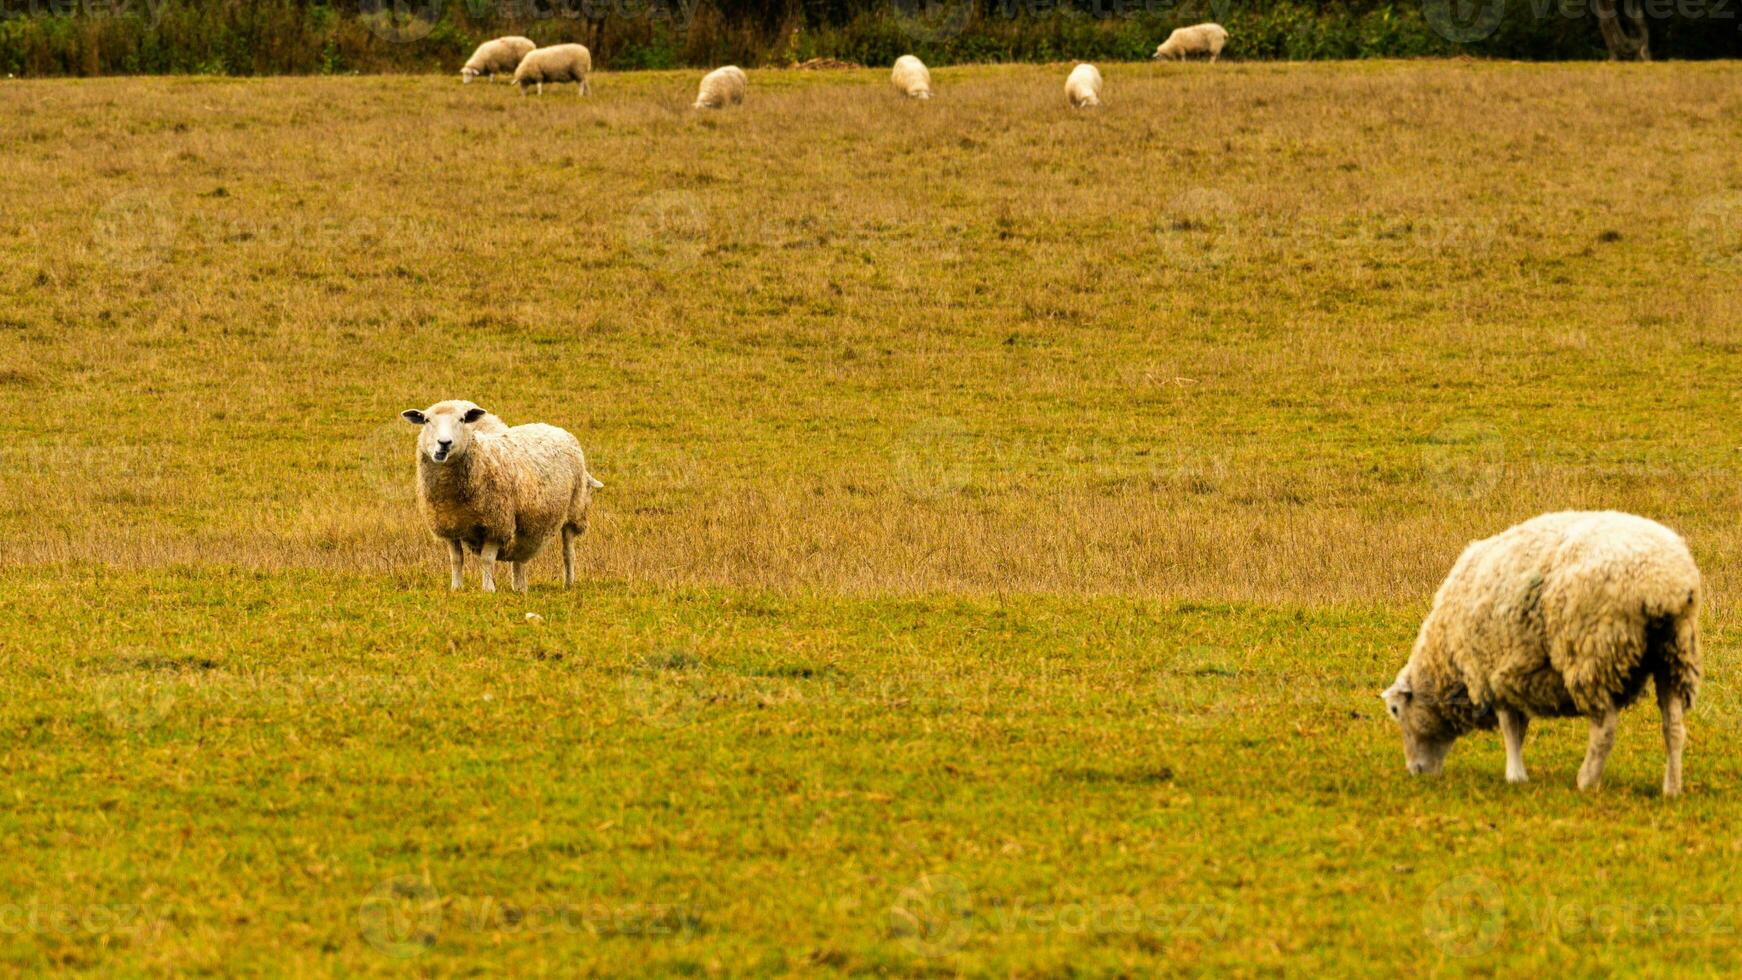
<box><xmin>1594</xmin><ymin>0</ymin><xmax>1651</xmax><ymax>61</ymax></box>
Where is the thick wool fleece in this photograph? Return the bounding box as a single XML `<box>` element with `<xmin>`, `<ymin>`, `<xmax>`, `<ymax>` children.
<box><xmin>1155</xmin><ymin>24</ymin><xmax>1228</xmax><ymax>60</ymax></box>
<box><xmin>694</xmin><ymin>66</ymin><xmax>747</xmax><ymax>109</ymax></box>
<box><xmin>463</xmin><ymin>36</ymin><xmax>535</xmax><ymax>79</ymax></box>
<box><xmin>417</xmin><ymin>422</ymin><xmax>597</xmax><ymax>563</ymax></box>
<box><xmin>1405</xmin><ymin>510</ymin><xmax>1700</xmax><ymax>734</ymax></box>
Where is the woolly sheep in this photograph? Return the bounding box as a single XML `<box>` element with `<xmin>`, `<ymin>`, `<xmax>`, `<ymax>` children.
<box><xmin>513</xmin><ymin>43</ymin><xmax>592</xmax><ymax>97</ymax></box>
<box><xmin>400</xmin><ymin>400</ymin><xmax>603</xmax><ymax>593</ymax></box>
<box><xmin>1065</xmin><ymin>63</ymin><xmax>1102</xmax><ymax>109</ymax></box>
<box><xmin>694</xmin><ymin>66</ymin><xmax>747</xmax><ymax>110</ymax></box>
<box><xmin>1383</xmin><ymin>511</ymin><xmax>1701</xmax><ymax>796</ymax></box>
<box><xmin>1153</xmin><ymin>23</ymin><xmax>1228</xmax><ymax>62</ymax></box>
<box><xmin>461</xmin><ymin>36</ymin><xmax>535</xmax><ymax>84</ymax></box>
<box><xmin>891</xmin><ymin>55</ymin><xmax>932</xmax><ymax>100</ymax></box>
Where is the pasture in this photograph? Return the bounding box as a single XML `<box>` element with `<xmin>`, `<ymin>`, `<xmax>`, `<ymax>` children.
<box><xmin>2</xmin><ymin>61</ymin><xmax>1742</xmax><ymax>973</ymax></box>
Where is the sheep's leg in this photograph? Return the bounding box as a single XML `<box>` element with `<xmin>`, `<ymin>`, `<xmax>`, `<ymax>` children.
<box><xmin>448</xmin><ymin>539</ymin><xmax>465</xmax><ymax>591</ymax></box>
<box><xmin>561</xmin><ymin>526</ymin><xmax>576</xmax><ymax>588</ymax></box>
<box><xmin>1497</xmin><ymin>707</ymin><xmax>1529</xmax><ymax>784</ymax></box>
<box><xmin>1659</xmin><ymin>684</ymin><xmax>1686</xmax><ymax>797</ymax></box>
<box><xmin>1576</xmin><ymin>707</ymin><xmax>1619</xmax><ymax>791</ymax></box>
<box><xmin>479</xmin><ymin>541</ymin><xmax>499</xmax><ymax>593</ymax></box>
<box><xmin>536</xmin><ymin>81</ymin><xmax>544</xmax><ymax>96</ymax></box>
<box><xmin>579</xmin><ymin>76</ymin><xmax>589</xmax><ymax>96</ymax></box>
<box><xmin>512</xmin><ymin>561</ymin><xmax>527</xmax><ymax>594</ymax></box>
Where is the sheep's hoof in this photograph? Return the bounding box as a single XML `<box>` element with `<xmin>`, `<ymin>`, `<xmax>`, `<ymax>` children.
<box><xmin>1505</xmin><ymin>771</ymin><xmax>1528</xmax><ymax>784</ymax></box>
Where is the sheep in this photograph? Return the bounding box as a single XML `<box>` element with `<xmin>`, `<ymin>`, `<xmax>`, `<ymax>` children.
<box><xmin>513</xmin><ymin>43</ymin><xmax>592</xmax><ymax>97</ymax></box>
<box><xmin>1382</xmin><ymin>511</ymin><xmax>1701</xmax><ymax>796</ymax></box>
<box><xmin>400</xmin><ymin>400</ymin><xmax>603</xmax><ymax>593</ymax></box>
<box><xmin>1065</xmin><ymin>63</ymin><xmax>1102</xmax><ymax>109</ymax></box>
<box><xmin>1153</xmin><ymin>23</ymin><xmax>1229</xmax><ymax>62</ymax></box>
<box><xmin>891</xmin><ymin>55</ymin><xmax>932</xmax><ymax>100</ymax></box>
<box><xmin>460</xmin><ymin>36</ymin><xmax>535</xmax><ymax>84</ymax></box>
<box><xmin>694</xmin><ymin>66</ymin><xmax>747</xmax><ymax>110</ymax></box>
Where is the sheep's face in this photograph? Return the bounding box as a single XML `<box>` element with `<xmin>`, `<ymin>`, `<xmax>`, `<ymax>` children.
<box><xmin>1153</xmin><ymin>44</ymin><xmax>1173</xmax><ymax>60</ymax></box>
<box><xmin>1382</xmin><ymin>666</ymin><xmax>1456</xmax><ymax>776</ymax></box>
<box><xmin>461</xmin><ymin>67</ymin><xmax>479</xmax><ymax>83</ymax></box>
<box><xmin>402</xmin><ymin>401</ymin><xmax>490</xmax><ymax>464</ymax></box>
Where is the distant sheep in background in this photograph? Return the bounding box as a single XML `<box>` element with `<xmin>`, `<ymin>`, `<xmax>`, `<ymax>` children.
<box><xmin>513</xmin><ymin>43</ymin><xmax>592</xmax><ymax>96</ymax></box>
<box><xmin>694</xmin><ymin>66</ymin><xmax>747</xmax><ymax>109</ymax></box>
<box><xmin>1383</xmin><ymin>511</ymin><xmax>1701</xmax><ymax>796</ymax></box>
<box><xmin>401</xmin><ymin>400</ymin><xmax>603</xmax><ymax>593</ymax></box>
<box><xmin>461</xmin><ymin>36</ymin><xmax>535</xmax><ymax>83</ymax></box>
<box><xmin>1065</xmin><ymin>63</ymin><xmax>1102</xmax><ymax>108</ymax></box>
<box><xmin>891</xmin><ymin>55</ymin><xmax>933</xmax><ymax>99</ymax></box>
<box><xmin>1154</xmin><ymin>23</ymin><xmax>1228</xmax><ymax>61</ymax></box>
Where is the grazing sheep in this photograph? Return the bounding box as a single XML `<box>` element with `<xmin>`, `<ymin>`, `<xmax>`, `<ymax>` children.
<box><xmin>891</xmin><ymin>55</ymin><xmax>933</xmax><ymax>100</ymax></box>
<box><xmin>1153</xmin><ymin>23</ymin><xmax>1228</xmax><ymax>61</ymax></box>
<box><xmin>513</xmin><ymin>43</ymin><xmax>592</xmax><ymax>97</ymax></box>
<box><xmin>461</xmin><ymin>36</ymin><xmax>535</xmax><ymax>83</ymax></box>
<box><xmin>401</xmin><ymin>400</ymin><xmax>603</xmax><ymax>593</ymax></box>
<box><xmin>694</xmin><ymin>66</ymin><xmax>747</xmax><ymax>110</ymax></box>
<box><xmin>1383</xmin><ymin>511</ymin><xmax>1701</xmax><ymax>795</ymax></box>
<box><xmin>1065</xmin><ymin>63</ymin><xmax>1102</xmax><ymax>109</ymax></box>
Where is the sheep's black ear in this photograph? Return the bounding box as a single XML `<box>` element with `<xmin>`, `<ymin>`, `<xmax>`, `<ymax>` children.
<box><xmin>462</xmin><ymin>407</ymin><xmax>488</xmax><ymax>424</ymax></box>
<box><xmin>402</xmin><ymin>410</ymin><xmax>427</xmax><ymax>425</ymax></box>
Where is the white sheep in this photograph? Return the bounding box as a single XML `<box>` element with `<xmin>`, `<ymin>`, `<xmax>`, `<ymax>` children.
<box><xmin>400</xmin><ymin>400</ymin><xmax>603</xmax><ymax>593</ymax></box>
<box><xmin>1153</xmin><ymin>23</ymin><xmax>1228</xmax><ymax>61</ymax></box>
<box><xmin>1383</xmin><ymin>511</ymin><xmax>1701</xmax><ymax>795</ymax></box>
<box><xmin>513</xmin><ymin>43</ymin><xmax>592</xmax><ymax>97</ymax></box>
<box><xmin>1065</xmin><ymin>63</ymin><xmax>1102</xmax><ymax>109</ymax></box>
<box><xmin>460</xmin><ymin>36</ymin><xmax>535</xmax><ymax>83</ymax></box>
<box><xmin>891</xmin><ymin>55</ymin><xmax>932</xmax><ymax>100</ymax></box>
<box><xmin>694</xmin><ymin>66</ymin><xmax>747</xmax><ymax>110</ymax></box>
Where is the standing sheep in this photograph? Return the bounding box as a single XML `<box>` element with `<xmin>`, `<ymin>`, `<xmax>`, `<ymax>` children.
<box><xmin>513</xmin><ymin>43</ymin><xmax>592</xmax><ymax>97</ymax></box>
<box><xmin>400</xmin><ymin>400</ymin><xmax>603</xmax><ymax>593</ymax></box>
<box><xmin>1383</xmin><ymin>511</ymin><xmax>1701</xmax><ymax>795</ymax></box>
<box><xmin>1153</xmin><ymin>23</ymin><xmax>1228</xmax><ymax>61</ymax></box>
<box><xmin>461</xmin><ymin>36</ymin><xmax>535</xmax><ymax>83</ymax></box>
<box><xmin>694</xmin><ymin>66</ymin><xmax>747</xmax><ymax>110</ymax></box>
<box><xmin>891</xmin><ymin>55</ymin><xmax>933</xmax><ymax>100</ymax></box>
<box><xmin>1065</xmin><ymin>63</ymin><xmax>1102</xmax><ymax>109</ymax></box>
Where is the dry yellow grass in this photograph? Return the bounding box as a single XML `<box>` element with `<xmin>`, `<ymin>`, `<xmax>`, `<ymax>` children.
<box><xmin>2</xmin><ymin>62</ymin><xmax>1741</xmax><ymax>607</ymax></box>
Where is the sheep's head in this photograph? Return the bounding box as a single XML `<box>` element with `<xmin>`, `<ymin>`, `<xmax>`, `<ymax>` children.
<box><xmin>1381</xmin><ymin>664</ymin><xmax>1457</xmax><ymax>777</ymax></box>
<box><xmin>461</xmin><ymin>67</ymin><xmax>478</xmax><ymax>84</ymax></box>
<box><xmin>1153</xmin><ymin>43</ymin><xmax>1173</xmax><ymax>60</ymax></box>
<box><xmin>401</xmin><ymin>401</ymin><xmax>491</xmax><ymax>464</ymax></box>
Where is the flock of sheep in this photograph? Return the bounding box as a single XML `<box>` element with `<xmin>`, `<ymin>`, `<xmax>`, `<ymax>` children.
<box><xmin>423</xmin><ymin>21</ymin><xmax>1701</xmax><ymax>798</ymax></box>
<box><xmin>398</xmin><ymin>397</ymin><xmax>1705</xmax><ymax>800</ymax></box>
<box><xmin>459</xmin><ymin>23</ymin><xmax>1229</xmax><ymax>107</ymax></box>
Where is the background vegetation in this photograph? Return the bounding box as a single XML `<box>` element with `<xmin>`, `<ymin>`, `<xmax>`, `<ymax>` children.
<box><xmin>2</xmin><ymin>62</ymin><xmax>1742</xmax><ymax>972</ymax></box>
<box><xmin>1</xmin><ymin>0</ymin><xmax>1738</xmax><ymax>77</ymax></box>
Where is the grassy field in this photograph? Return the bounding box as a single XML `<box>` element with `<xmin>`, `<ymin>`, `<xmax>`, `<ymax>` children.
<box><xmin>2</xmin><ymin>60</ymin><xmax>1742</xmax><ymax>974</ymax></box>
